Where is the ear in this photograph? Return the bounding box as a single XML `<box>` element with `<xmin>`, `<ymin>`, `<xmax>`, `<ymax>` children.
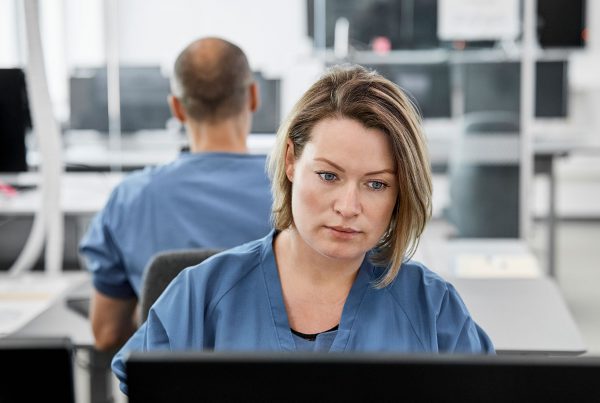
<box><xmin>249</xmin><ymin>82</ymin><xmax>260</xmax><ymax>113</ymax></box>
<box><xmin>168</xmin><ymin>95</ymin><xmax>187</xmax><ymax>123</ymax></box>
<box><xmin>284</xmin><ymin>139</ymin><xmax>296</xmax><ymax>182</ymax></box>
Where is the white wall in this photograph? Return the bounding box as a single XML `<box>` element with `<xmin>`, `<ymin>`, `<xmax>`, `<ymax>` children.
<box><xmin>0</xmin><ymin>0</ymin><xmax>21</xmax><ymax>66</ymax></box>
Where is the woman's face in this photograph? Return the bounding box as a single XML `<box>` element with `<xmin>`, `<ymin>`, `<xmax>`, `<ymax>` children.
<box><xmin>285</xmin><ymin>117</ymin><xmax>398</xmax><ymax>263</ymax></box>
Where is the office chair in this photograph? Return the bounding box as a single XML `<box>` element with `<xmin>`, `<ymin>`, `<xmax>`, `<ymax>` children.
<box><xmin>139</xmin><ymin>248</ymin><xmax>222</xmax><ymax>323</ymax></box>
<box><xmin>445</xmin><ymin>111</ymin><xmax>520</xmax><ymax>238</ymax></box>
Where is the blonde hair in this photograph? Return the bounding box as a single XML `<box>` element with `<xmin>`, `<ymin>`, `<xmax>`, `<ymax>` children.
<box><xmin>268</xmin><ymin>65</ymin><xmax>432</xmax><ymax>287</ymax></box>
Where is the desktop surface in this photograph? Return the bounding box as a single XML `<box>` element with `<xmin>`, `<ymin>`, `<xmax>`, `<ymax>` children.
<box><xmin>127</xmin><ymin>351</ymin><xmax>600</xmax><ymax>403</ymax></box>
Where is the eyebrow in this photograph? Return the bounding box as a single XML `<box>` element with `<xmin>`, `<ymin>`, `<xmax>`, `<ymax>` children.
<box><xmin>314</xmin><ymin>157</ymin><xmax>396</xmax><ymax>176</ymax></box>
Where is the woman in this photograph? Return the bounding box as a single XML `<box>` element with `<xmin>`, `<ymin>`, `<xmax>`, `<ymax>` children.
<box><xmin>112</xmin><ymin>65</ymin><xmax>493</xmax><ymax>393</ymax></box>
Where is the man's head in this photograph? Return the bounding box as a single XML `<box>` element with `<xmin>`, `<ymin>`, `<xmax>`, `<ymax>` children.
<box><xmin>169</xmin><ymin>37</ymin><xmax>258</xmax><ymax>125</ymax></box>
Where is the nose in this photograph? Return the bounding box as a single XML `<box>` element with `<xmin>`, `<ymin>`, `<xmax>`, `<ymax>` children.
<box><xmin>333</xmin><ymin>184</ymin><xmax>361</xmax><ymax>218</ymax></box>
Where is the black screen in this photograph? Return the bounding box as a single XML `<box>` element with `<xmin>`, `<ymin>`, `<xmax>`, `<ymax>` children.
<box><xmin>0</xmin><ymin>338</ymin><xmax>75</xmax><ymax>403</ymax></box>
<box><xmin>307</xmin><ymin>0</ymin><xmax>438</xmax><ymax>50</ymax></box>
<box><xmin>127</xmin><ymin>352</ymin><xmax>600</xmax><ymax>403</ymax></box>
<box><xmin>367</xmin><ymin>62</ymin><xmax>451</xmax><ymax>118</ymax></box>
<box><xmin>463</xmin><ymin>61</ymin><xmax>568</xmax><ymax>119</ymax></box>
<box><xmin>251</xmin><ymin>72</ymin><xmax>281</xmax><ymax>134</ymax></box>
<box><xmin>0</xmin><ymin>69</ymin><xmax>31</xmax><ymax>172</ymax></box>
<box><xmin>69</xmin><ymin>66</ymin><xmax>171</xmax><ymax>133</ymax></box>
<box><xmin>537</xmin><ymin>0</ymin><xmax>586</xmax><ymax>48</ymax></box>
<box><xmin>536</xmin><ymin>61</ymin><xmax>568</xmax><ymax>118</ymax></box>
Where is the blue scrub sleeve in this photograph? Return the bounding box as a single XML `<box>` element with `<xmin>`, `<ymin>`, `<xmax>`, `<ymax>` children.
<box><xmin>436</xmin><ymin>284</ymin><xmax>495</xmax><ymax>354</ymax></box>
<box><xmin>111</xmin><ymin>267</ymin><xmax>207</xmax><ymax>394</ymax></box>
<box><xmin>79</xmin><ymin>199</ymin><xmax>136</xmax><ymax>298</ymax></box>
<box><xmin>111</xmin><ymin>317</ymin><xmax>170</xmax><ymax>395</ymax></box>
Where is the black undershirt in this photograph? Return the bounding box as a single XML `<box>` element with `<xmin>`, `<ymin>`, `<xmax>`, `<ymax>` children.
<box><xmin>290</xmin><ymin>324</ymin><xmax>340</xmax><ymax>341</ymax></box>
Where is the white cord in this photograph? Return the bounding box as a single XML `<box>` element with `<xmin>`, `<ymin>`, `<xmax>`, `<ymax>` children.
<box><xmin>10</xmin><ymin>0</ymin><xmax>64</xmax><ymax>276</ymax></box>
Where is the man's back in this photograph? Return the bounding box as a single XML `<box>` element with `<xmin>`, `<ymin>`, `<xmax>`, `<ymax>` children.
<box><xmin>83</xmin><ymin>36</ymin><xmax>271</xmax><ymax>352</ymax></box>
<box><xmin>80</xmin><ymin>152</ymin><xmax>272</xmax><ymax>298</ymax></box>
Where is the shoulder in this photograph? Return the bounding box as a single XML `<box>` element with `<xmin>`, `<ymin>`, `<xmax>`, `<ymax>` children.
<box><xmin>383</xmin><ymin>260</ymin><xmax>452</xmax><ymax>314</ymax></box>
<box><xmin>108</xmin><ymin>165</ymin><xmax>163</xmax><ymax>206</ymax></box>
<box><xmin>389</xmin><ymin>260</ymin><xmax>450</xmax><ymax>295</ymax></box>
<box><xmin>172</xmin><ymin>233</ymin><xmax>271</xmax><ymax>300</ymax></box>
<box><xmin>107</xmin><ymin>155</ymin><xmax>199</xmax><ymax>206</ymax></box>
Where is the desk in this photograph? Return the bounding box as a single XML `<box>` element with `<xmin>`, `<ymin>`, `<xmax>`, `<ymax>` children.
<box><xmin>415</xmin><ymin>236</ymin><xmax>586</xmax><ymax>355</ymax></box>
<box><xmin>451</xmin><ymin>277</ymin><xmax>586</xmax><ymax>355</ymax></box>
<box><xmin>534</xmin><ymin>136</ymin><xmax>600</xmax><ymax>277</ymax></box>
<box><xmin>0</xmin><ymin>172</ymin><xmax>123</xmax><ymax>216</ymax></box>
<box><xmin>0</xmin><ymin>172</ymin><xmax>125</xmax><ymax>270</ymax></box>
<box><xmin>27</xmin><ymin>131</ymin><xmax>276</xmax><ymax>171</ymax></box>
<box><xmin>5</xmin><ymin>273</ymin><xmax>112</xmax><ymax>403</ymax></box>
<box><xmin>5</xmin><ymin>272</ymin><xmax>93</xmax><ymax>345</ymax></box>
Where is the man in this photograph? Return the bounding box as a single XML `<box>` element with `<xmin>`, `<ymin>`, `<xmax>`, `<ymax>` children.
<box><xmin>80</xmin><ymin>37</ymin><xmax>272</xmax><ymax>351</ymax></box>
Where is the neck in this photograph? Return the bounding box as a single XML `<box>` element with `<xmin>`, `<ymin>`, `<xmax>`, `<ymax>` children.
<box><xmin>274</xmin><ymin>228</ymin><xmax>362</xmax><ymax>293</ymax></box>
<box><xmin>186</xmin><ymin>116</ymin><xmax>249</xmax><ymax>153</ymax></box>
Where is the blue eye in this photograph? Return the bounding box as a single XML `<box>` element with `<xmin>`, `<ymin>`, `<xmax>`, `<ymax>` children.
<box><xmin>318</xmin><ymin>172</ymin><xmax>337</xmax><ymax>182</ymax></box>
<box><xmin>367</xmin><ymin>181</ymin><xmax>387</xmax><ymax>191</ymax></box>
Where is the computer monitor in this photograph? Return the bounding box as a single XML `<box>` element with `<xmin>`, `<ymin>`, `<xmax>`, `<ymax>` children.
<box><xmin>251</xmin><ymin>72</ymin><xmax>281</xmax><ymax>134</ymax></box>
<box><xmin>126</xmin><ymin>351</ymin><xmax>600</xmax><ymax>402</ymax></box>
<box><xmin>0</xmin><ymin>68</ymin><xmax>31</xmax><ymax>172</ymax></box>
<box><xmin>70</xmin><ymin>67</ymin><xmax>279</xmax><ymax>134</ymax></box>
<box><xmin>69</xmin><ymin>66</ymin><xmax>171</xmax><ymax>133</ymax></box>
<box><xmin>307</xmin><ymin>0</ymin><xmax>439</xmax><ymax>50</ymax></box>
<box><xmin>536</xmin><ymin>61</ymin><xmax>568</xmax><ymax>118</ymax></box>
<box><xmin>463</xmin><ymin>62</ymin><xmax>520</xmax><ymax>116</ymax></box>
<box><xmin>366</xmin><ymin>62</ymin><xmax>451</xmax><ymax>119</ymax></box>
<box><xmin>537</xmin><ymin>0</ymin><xmax>586</xmax><ymax>48</ymax></box>
<box><xmin>462</xmin><ymin>61</ymin><xmax>568</xmax><ymax>119</ymax></box>
<box><xmin>0</xmin><ymin>337</ymin><xmax>75</xmax><ymax>403</ymax></box>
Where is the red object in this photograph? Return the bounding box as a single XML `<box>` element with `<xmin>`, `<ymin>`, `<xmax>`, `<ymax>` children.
<box><xmin>372</xmin><ymin>36</ymin><xmax>391</xmax><ymax>54</ymax></box>
<box><xmin>0</xmin><ymin>181</ymin><xmax>18</xmax><ymax>197</ymax></box>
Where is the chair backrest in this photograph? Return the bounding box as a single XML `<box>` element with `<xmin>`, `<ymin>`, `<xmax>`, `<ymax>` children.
<box><xmin>445</xmin><ymin>111</ymin><xmax>521</xmax><ymax>238</ymax></box>
<box><xmin>139</xmin><ymin>248</ymin><xmax>222</xmax><ymax>323</ymax></box>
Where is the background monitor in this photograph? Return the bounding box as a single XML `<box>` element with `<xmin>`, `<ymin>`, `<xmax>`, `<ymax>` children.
<box><xmin>366</xmin><ymin>62</ymin><xmax>451</xmax><ymax>119</ymax></box>
<box><xmin>251</xmin><ymin>71</ymin><xmax>281</xmax><ymax>134</ymax></box>
<box><xmin>0</xmin><ymin>337</ymin><xmax>75</xmax><ymax>403</ymax></box>
<box><xmin>126</xmin><ymin>351</ymin><xmax>600</xmax><ymax>403</ymax></box>
<box><xmin>462</xmin><ymin>61</ymin><xmax>568</xmax><ymax>119</ymax></box>
<box><xmin>69</xmin><ymin>66</ymin><xmax>171</xmax><ymax>133</ymax></box>
<box><xmin>535</xmin><ymin>61</ymin><xmax>568</xmax><ymax>118</ymax></box>
<box><xmin>307</xmin><ymin>0</ymin><xmax>439</xmax><ymax>50</ymax></box>
<box><xmin>537</xmin><ymin>0</ymin><xmax>586</xmax><ymax>48</ymax></box>
<box><xmin>0</xmin><ymin>68</ymin><xmax>31</xmax><ymax>172</ymax></box>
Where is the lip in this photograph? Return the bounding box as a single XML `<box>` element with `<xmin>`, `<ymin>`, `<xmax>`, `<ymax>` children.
<box><xmin>327</xmin><ymin>225</ymin><xmax>360</xmax><ymax>233</ymax></box>
<box><xmin>325</xmin><ymin>226</ymin><xmax>362</xmax><ymax>239</ymax></box>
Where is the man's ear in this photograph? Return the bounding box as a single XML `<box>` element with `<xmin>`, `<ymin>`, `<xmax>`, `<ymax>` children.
<box><xmin>249</xmin><ymin>82</ymin><xmax>260</xmax><ymax>113</ymax></box>
<box><xmin>168</xmin><ymin>95</ymin><xmax>187</xmax><ymax>123</ymax></box>
<box><xmin>285</xmin><ymin>139</ymin><xmax>295</xmax><ymax>182</ymax></box>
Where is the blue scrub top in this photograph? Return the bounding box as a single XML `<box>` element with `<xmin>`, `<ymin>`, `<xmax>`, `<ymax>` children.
<box><xmin>79</xmin><ymin>152</ymin><xmax>273</xmax><ymax>298</ymax></box>
<box><xmin>113</xmin><ymin>230</ymin><xmax>494</xmax><ymax>394</ymax></box>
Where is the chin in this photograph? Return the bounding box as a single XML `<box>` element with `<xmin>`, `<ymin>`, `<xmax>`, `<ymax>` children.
<box><xmin>316</xmin><ymin>241</ymin><xmax>369</xmax><ymax>262</ymax></box>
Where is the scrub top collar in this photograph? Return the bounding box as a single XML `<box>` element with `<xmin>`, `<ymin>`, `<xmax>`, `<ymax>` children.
<box><xmin>259</xmin><ymin>230</ymin><xmax>374</xmax><ymax>352</ymax></box>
